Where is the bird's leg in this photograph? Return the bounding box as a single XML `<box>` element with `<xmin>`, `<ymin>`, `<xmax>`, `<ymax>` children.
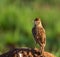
<box><xmin>40</xmin><ymin>46</ymin><xmax>45</xmax><ymax>57</ymax></box>
<box><xmin>39</xmin><ymin>43</ymin><xmax>45</xmax><ymax>57</ymax></box>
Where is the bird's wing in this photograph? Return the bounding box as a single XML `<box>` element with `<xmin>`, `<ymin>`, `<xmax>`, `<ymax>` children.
<box><xmin>32</xmin><ymin>27</ymin><xmax>36</xmax><ymax>38</ymax></box>
<box><xmin>32</xmin><ymin>27</ymin><xmax>38</xmax><ymax>43</ymax></box>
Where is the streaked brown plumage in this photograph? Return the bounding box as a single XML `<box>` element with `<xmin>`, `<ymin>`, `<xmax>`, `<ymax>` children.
<box><xmin>32</xmin><ymin>18</ymin><xmax>46</xmax><ymax>56</ymax></box>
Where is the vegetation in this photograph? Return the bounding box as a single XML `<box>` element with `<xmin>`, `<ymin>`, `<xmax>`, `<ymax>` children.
<box><xmin>0</xmin><ymin>0</ymin><xmax>60</xmax><ymax>57</ymax></box>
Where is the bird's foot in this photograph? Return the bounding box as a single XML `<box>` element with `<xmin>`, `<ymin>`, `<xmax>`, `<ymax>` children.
<box><xmin>40</xmin><ymin>55</ymin><xmax>45</xmax><ymax>57</ymax></box>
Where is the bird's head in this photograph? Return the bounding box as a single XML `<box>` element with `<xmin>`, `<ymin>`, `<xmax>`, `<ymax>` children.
<box><xmin>34</xmin><ymin>18</ymin><xmax>42</xmax><ymax>27</ymax></box>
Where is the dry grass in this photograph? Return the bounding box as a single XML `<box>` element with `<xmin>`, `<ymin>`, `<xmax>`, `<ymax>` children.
<box><xmin>0</xmin><ymin>48</ymin><xmax>56</xmax><ymax>57</ymax></box>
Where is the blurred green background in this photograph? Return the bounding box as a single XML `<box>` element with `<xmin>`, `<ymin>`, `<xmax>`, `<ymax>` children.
<box><xmin>0</xmin><ymin>0</ymin><xmax>60</xmax><ymax>57</ymax></box>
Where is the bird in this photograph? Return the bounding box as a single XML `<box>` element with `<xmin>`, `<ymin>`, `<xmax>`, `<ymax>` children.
<box><xmin>32</xmin><ymin>18</ymin><xmax>46</xmax><ymax>56</ymax></box>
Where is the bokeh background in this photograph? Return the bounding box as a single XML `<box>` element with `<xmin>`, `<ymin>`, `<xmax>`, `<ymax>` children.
<box><xmin>0</xmin><ymin>0</ymin><xmax>60</xmax><ymax>57</ymax></box>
